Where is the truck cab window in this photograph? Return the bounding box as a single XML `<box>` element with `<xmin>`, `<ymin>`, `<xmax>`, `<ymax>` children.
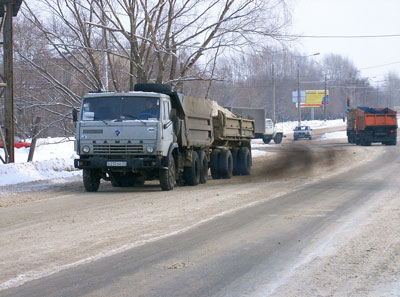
<box><xmin>163</xmin><ymin>101</ymin><xmax>170</xmax><ymax>121</ymax></box>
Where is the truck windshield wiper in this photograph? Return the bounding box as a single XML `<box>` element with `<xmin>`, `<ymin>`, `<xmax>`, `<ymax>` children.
<box><xmin>93</xmin><ymin>116</ymin><xmax>110</xmax><ymax>126</ymax></box>
<box><xmin>120</xmin><ymin>114</ymin><xmax>146</xmax><ymax>125</ymax></box>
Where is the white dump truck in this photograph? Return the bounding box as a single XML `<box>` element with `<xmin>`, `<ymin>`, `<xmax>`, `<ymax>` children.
<box><xmin>73</xmin><ymin>84</ymin><xmax>255</xmax><ymax>192</ymax></box>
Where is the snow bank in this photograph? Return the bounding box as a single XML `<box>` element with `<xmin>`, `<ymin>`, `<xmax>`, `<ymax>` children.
<box><xmin>0</xmin><ymin>158</ymin><xmax>80</xmax><ymax>187</ymax></box>
<box><xmin>278</xmin><ymin>119</ymin><xmax>346</xmax><ymax>134</ymax></box>
<box><xmin>0</xmin><ymin>137</ymin><xmax>80</xmax><ymax>187</ymax></box>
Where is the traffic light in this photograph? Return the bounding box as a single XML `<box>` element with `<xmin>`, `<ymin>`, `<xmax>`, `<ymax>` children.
<box><xmin>346</xmin><ymin>98</ymin><xmax>350</xmax><ymax>107</ymax></box>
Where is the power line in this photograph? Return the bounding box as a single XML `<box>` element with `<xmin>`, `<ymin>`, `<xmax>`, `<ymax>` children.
<box><xmin>360</xmin><ymin>61</ymin><xmax>400</xmax><ymax>70</ymax></box>
<box><xmin>279</xmin><ymin>34</ymin><xmax>400</xmax><ymax>39</ymax></box>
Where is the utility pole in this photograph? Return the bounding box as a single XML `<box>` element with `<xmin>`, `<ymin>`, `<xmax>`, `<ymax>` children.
<box><xmin>100</xmin><ymin>0</ymin><xmax>108</xmax><ymax>91</ymax></box>
<box><xmin>272</xmin><ymin>63</ymin><xmax>276</xmax><ymax>125</ymax></box>
<box><xmin>324</xmin><ymin>75</ymin><xmax>327</xmax><ymax>122</ymax></box>
<box><xmin>1</xmin><ymin>1</ymin><xmax>22</xmax><ymax>163</ymax></box>
<box><xmin>3</xmin><ymin>2</ymin><xmax>14</xmax><ymax>162</ymax></box>
<box><xmin>297</xmin><ymin>65</ymin><xmax>301</xmax><ymax>126</ymax></box>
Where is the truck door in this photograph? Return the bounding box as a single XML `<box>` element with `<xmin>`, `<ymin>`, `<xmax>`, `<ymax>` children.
<box><xmin>161</xmin><ymin>99</ymin><xmax>174</xmax><ymax>155</ymax></box>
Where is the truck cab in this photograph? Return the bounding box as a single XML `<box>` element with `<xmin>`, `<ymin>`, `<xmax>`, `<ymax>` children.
<box><xmin>74</xmin><ymin>91</ymin><xmax>175</xmax><ymax>191</ymax></box>
<box><xmin>263</xmin><ymin>119</ymin><xmax>283</xmax><ymax>144</ymax></box>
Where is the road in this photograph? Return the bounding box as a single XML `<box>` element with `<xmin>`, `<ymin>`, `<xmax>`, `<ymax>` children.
<box><xmin>1</xmin><ymin>132</ymin><xmax>399</xmax><ymax>296</ymax></box>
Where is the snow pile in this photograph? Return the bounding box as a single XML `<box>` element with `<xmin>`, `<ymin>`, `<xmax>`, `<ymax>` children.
<box><xmin>0</xmin><ymin>137</ymin><xmax>80</xmax><ymax>187</ymax></box>
<box><xmin>0</xmin><ymin>158</ymin><xmax>79</xmax><ymax>187</ymax></box>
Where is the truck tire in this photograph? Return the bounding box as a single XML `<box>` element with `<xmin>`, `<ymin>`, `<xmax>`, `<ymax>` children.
<box><xmin>239</xmin><ymin>147</ymin><xmax>251</xmax><ymax>175</ymax></box>
<box><xmin>160</xmin><ymin>156</ymin><xmax>175</xmax><ymax>191</ymax></box>
<box><xmin>361</xmin><ymin>140</ymin><xmax>371</xmax><ymax>146</ymax></box>
<box><xmin>262</xmin><ymin>136</ymin><xmax>271</xmax><ymax>144</ymax></box>
<box><xmin>210</xmin><ymin>149</ymin><xmax>221</xmax><ymax>179</ymax></box>
<box><xmin>83</xmin><ymin>169</ymin><xmax>100</xmax><ymax>192</ymax></box>
<box><xmin>360</xmin><ymin>135</ymin><xmax>371</xmax><ymax>146</ymax></box>
<box><xmin>231</xmin><ymin>148</ymin><xmax>240</xmax><ymax>176</ymax></box>
<box><xmin>347</xmin><ymin>131</ymin><xmax>354</xmax><ymax>144</ymax></box>
<box><xmin>199</xmin><ymin>150</ymin><xmax>208</xmax><ymax>184</ymax></box>
<box><xmin>183</xmin><ymin>151</ymin><xmax>200</xmax><ymax>186</ymax></box>
<box><xmin>274</xmin><ymin>133</ymin><xmax>283</xmax><ymax>144</ymax></box>
<box><xmin>219</xmin><ymin>149</ymin><xmax>233</xmax><ymax>179</ymax></box>
<box><xmin>387</xmin><ymin>139</ymin><xmax>397</xmax><ymax>146</ymax></box>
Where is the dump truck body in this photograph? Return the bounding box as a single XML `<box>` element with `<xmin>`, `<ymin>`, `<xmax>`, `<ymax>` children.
<box><xmin>74</xmin><ymin>84</ymin><xmax>254</xmax><ymax>192</ymax></box>
<box><xmin>347</xmin><ymin>107</ymin><xmax>397</xmax><ymax>146</ymax></box>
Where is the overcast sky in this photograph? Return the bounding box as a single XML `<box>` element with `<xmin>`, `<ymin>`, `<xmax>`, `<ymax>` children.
<box><xmin>291</xmin><ymin>0</ymin><xmax>400</xmax><ymax>83</ymax></box>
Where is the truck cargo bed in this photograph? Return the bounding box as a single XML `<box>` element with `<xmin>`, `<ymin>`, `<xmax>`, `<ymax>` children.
<box><xmin>212</xmin><ymin>111</ymin><xmax>254</xmax><ymax>145</ymax></box>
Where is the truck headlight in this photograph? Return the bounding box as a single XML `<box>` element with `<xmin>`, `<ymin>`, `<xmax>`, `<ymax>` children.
<box><xmin>82</xmin><ymin>145</ymin><xmax>90</xmax><ymax>153</ymax></box>
<box><xmin>146</xmin><ymin>146</ymin><xmax>154</xmax><ymax>153</ymax></box>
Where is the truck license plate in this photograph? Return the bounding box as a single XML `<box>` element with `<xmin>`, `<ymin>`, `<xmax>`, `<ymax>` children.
<box><xmin>107</xmin><ymin>161</ymin><xmax>127</xmax><ymax>167</ymax></box>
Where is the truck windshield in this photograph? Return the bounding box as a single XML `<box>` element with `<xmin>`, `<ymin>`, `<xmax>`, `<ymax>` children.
<box><xmin>81</xmin><ymin>96</ymin><xmax>160</xmax><ymax>121</ymax></box>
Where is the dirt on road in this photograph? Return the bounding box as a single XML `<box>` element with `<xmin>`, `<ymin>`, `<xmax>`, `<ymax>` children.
<box><xmin>0</xmin><ymin>132</ymin><xmax>398</xmax><ymax>295</ymax></box>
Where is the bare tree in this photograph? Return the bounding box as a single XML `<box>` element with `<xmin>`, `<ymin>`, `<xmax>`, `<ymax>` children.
<box><xmin>23</xmin><ymin>0</ymin><xmax>292</xmax><ymax>88</ymax></box>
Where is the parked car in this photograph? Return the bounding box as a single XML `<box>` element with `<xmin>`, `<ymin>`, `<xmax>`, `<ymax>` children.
<box><xmin>0</xmin><ymin>137</ymin><xmax>31</xmax><ymax>148</ymax></box>
<box><xmin>293</xmin><ymin>126</ymin><xmax>312</xmax><ymax>140</ymax></box>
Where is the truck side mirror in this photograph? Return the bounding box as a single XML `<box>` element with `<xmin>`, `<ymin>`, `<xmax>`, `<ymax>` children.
<box><xmin>72</xmin><ymin>108</ymin><xmax>78</xmax><ymax>122</ymax></box>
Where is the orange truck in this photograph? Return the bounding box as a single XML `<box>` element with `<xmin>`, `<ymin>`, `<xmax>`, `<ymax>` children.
<box><xmin>347</xmin><ymin>107</ymin><xmax>397</xmax><ymax>146</ymax></box>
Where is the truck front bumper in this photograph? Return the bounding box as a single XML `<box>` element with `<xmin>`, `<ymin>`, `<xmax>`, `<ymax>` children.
<box><xmin>74</xmin><ymin>156</ymin><xmax>162</xmax><ymax>170</ymax></box>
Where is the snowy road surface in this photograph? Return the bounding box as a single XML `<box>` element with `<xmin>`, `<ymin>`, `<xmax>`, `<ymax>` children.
<box><xmin>1</xmin><ymin>124</ymin><xmax>399</xmax><ymax>296</ymax></box>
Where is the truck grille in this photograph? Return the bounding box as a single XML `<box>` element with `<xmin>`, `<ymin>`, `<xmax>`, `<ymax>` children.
<box><xmin>93</xmin><ymin>144</ymin><xmax>143</xmax><ymax>155</ymax></box>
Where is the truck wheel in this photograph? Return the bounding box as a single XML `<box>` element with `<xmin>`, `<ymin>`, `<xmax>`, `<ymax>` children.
<box><xmin>239</xmin><ymin>147</ymin><xmax>251</xmax><ymax>175</ymax></box>
<box><xmin>210</xmin><ymin>149</ymin><xmax>221</xmax><ymax>179</ymax></box>
<box><xmin>219</xmin><ymin>149</ymin><xmax>233</xmax><ymax>179</ymax></box>
<box><xmin>262</xmin><ymin>136</ymin><xmax>271</xmax><ymax>144</ymax></box>
<box><xmin>199</xmin><ymin>150</ymin><xmax>208</xmax><ymax>184</ymax></box>
<box><xmin>231</xmin><ymin>148</ymin><xmax>240</xmax><ymax>176</ymax></box>
<box><xmin>274</xmin><ymin>133</ymin><xmax>283</xmax><ymax>144</ymax></box>
<box><xmin>83</xmin><ymin>169</ymin><xmax>100</xmax><ymax>192</ymax></box>
<box><xmin>160</xmin><ymin>156</ymin><xmax>175</xmax><ymax>191</ymax></box>
<box><xmin>183</xmin><ymin>151</ymin><xmax>200</xmax><ymax>186</ymax></box>
<box><xmin>360</xmin><ymin>137</ymin><xmax>371</xmax><ymax>146</ymax></box>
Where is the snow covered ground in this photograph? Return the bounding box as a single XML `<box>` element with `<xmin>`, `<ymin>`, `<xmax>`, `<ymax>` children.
<box><xmin>0</xmin><ymin>137</ymin><xmax>79</xmax><ymax>187</ymax></box>
<box><xmin>277</xmin><ymin>119</ymin><xmax>346</xmax><ymax>133</ymax></box>
<box><xmin>0</xmin><ymin>120</ymin><xmax>346</xmax><ymax>187</ymax></box>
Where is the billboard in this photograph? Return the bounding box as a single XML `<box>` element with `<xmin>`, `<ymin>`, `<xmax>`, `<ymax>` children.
<box><xmin>300</xmin><ymin>90</ymin><xmax>329</xmax><ymax>108</ymax></box>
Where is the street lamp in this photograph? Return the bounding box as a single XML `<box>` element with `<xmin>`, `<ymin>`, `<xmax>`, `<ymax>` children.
<box><xmin>296</xmin><ymin>53</ymin><xmax>320</xmax><ymax>126</ymax></box>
